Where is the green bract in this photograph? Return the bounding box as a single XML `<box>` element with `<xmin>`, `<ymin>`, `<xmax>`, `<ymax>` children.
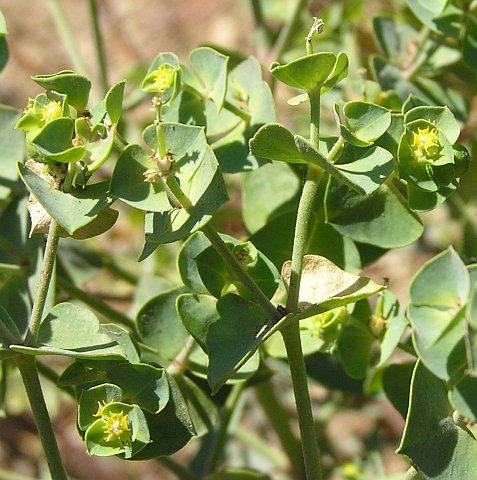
<box><xmin>31</xmin><ymin>70</ymin><xmax>91</xmax><ymax>113</ymax></box>
<box><xmin>142</xmin><ymin>52</ymin><xmax>181</xmax><ymax>104</ymax></box>
<box><xmin>397</xmin><ymin>105</ymin><xmax>469</xmax><ymax>211</ymax></box>
<box><xmin>270</xmin><ymin>52</ymin><xmax>348</xmax><ymax>93</ymax></box>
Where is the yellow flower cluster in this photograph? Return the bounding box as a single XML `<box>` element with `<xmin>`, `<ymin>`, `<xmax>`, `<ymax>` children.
<box><xmin>149</xmin><ymin>64</ymin><xmax>175</xmax><ymax>93</ymax></box>
<box><xmin>102</xmin><ymin>410</ymin><xmax>131</xmax><ymax>443</ymax></box>
<box><xmin>411</xmin><ymin>125</ymin><xmax>441</xmax><ymax>160</ymax></box>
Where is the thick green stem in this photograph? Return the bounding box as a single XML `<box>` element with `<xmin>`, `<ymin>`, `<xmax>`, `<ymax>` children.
<box><xmin>28</xmin><ymin>219</ymin><xmax>62</xmax><ymax>344</ymax></box>
<box><xmin>45</xmin><ymin>0</ymin><xmax>90</xmax><ymax>78</ymax></box>
<box><xmin>88</xmin><ymin>0</ymin><xmax>109</xmax><ymax>94</ymax></box>
<box><xmin>203</xmin><ymin>382</ymin><xmax>246</xmax><ymax>473</ymax></box>
<box><xmin>281</xmin><ymin>81</ymin><xmax>323</xmax><ymax>480</ymax></box>
<box><xmin>57</xmin><ymin>276</ymin><xmax>136</xmax><ymax>330</ymax></box>
<box><xmin>16</xmin><ymin>356</ymin><xmax>68</xmax><ymax>480</ymax></box>
<box><xmin>281</xmin><ymin>323</ymin><xmax>322</xmax><ymax>479</ymax></box>
<box><xmin>255</xmin><ymin>379</ymin><xmax>305</xmax><ymax>478</ymax></box>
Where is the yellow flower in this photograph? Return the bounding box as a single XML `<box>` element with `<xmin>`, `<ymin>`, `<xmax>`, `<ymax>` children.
<box><xmin>411</xmin><ymin>125</ymin><xmax>441</xmax><ymax>160</ymax></box>
<box><xmin>148</xmin><ymin>64</ymin><xmax>175</xmax><ymax>93</ymax></box>
<box><xmin>102</xmin><ymin>410</ymin><xmax>131</xmax><ymax>443</ymax></box>
<box><xmin>40</xmin><ymin>100</ymin><xmax>63</xmax><ymax>124</ymax></box>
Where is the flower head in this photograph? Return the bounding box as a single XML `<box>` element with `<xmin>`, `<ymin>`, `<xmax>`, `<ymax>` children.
<box><xmin>40</xmin><ymin>100</ymin><xmax>63</xmax><ymax>124</ymax></box>
<box><xmin>144</xmin><ymin>64</ymin><xmax>176</xmax><ymax>94</ymax></box>
<box><xmin>411</xmin><ymin>125</ymin><xmax>441</xmax><ymax>161</ymax></box>
<box><xmin>102</xmin><ymin>410</ymin><xmax>131</xmax><ymax>444</ymax></box>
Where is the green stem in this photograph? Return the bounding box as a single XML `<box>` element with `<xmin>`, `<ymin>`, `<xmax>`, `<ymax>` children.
<box><xmin>16</xmin><ymin>356</ymin><xmax>68</xmax><ymax>480</ymax></box>
<box><xmin>157</xmin><ymin>457</ymin><xmax>199</xmax><ymax>480</ymax></box>
<box><xmin>28</xmin><ymin>220</ymin><xmax>62</xmax><ymax>344</ymax></box>
<box><xmin>255</xmin><ymin>379</ymin><xmax>305</xmax><ymax>478</ymax></box>
<box><xmin>45</xmin><ymin>0</ymin><xmax>90</xmax><ymax>78</ymax></box>
<box><xmin>281</xmin><ymin>322</ymin><xmax>322</xmax><ymax>479</ymax></box>
<box><xmin>281</xmin><ymin>80</ymin><xmax>323</xmax><ymax>480</ymax></box>
<box><xmin>56</xmin><ymin>276</ymin><xmax>136</xmax><ymax>330</ymax></box>
<box><xmin>88</xmin><ymin>0</ymin><xmax>109</xmax><ymax>94</ymax></box>
<box><xmin>271</xmin><ymin>0</ymin><xmax>310</xmax><ymax>62</ymax></box>
<box><xmin>165</xmin><ymin>176</ymin><xmax>280</xmax><ymax>322</ymax></box>
<box><xmin>249</xmin><ymin>0</ymin><xmax>274</xmax><ymax>47</ymax></box>
<box><xmin>36</xmin><ymin>360</ymin><xmax>75</xmax><ymax>397</ymax></box>
<box><xmin>403</xmin><ymin>27</ymin><xmax>442</xmax><ymax>81</ymax></box>
<box><xmin>202</xmin><ymin>224</ymin><xmax>280</xmax><ymax>321</ymax></box>
<box><xmin>204</xmin><ymin>382</ymin><xmax>246</xmax><ymax>473</ymax></box>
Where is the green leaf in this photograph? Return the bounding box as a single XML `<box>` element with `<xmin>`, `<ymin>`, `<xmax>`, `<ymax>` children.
<box><xmin>0</xmin><ymin>10</ymin><xmax>7</xmax><ymax>35</ymax></box>
<box><xmin>373</xmin><ymin>16</ymin><xmax>404</xmax><ymax>60</ymax></box>
<box><xmin>333</xmin><ymin>144</ymin><xmax>394</xmax><ymax>195</ymax></box>
<box><xmin>177</xmin><ymin>293</ymin><xmax>219</xmax><ymax>353</ymax></box>
<box><xmin>463</xmin><ymin>11</ymin><xmax>477</xmax><ymax>71</ymax></box>
<box><xmin>107</xmin><ymin>363</ymin><xmax>170</xmax><ymax>414</ymax></box>
<box><xmin>337</xmin><ymin>318</ymin><xmax>374</xmax><ymax>379</ymax></box>
<box><xmin>270</xmin><ymin>53</ymin><xmax>337</xmax><ymax>91</ymax></box>
<box><xmin>376</xmin><ymin>291</ymin><xmax>408</xmax><ymax>368</ymax></box>
<box><xmin>0</xmin><ymin>105</ymin><xmax>23</xmax><ymax>200</ymax></box>
<box><xmin>406</xmin><ymin>0</ymin><xmax>447</xmax><ymax>32</ymax></box>
<box><xmin>32</xmin><ymin>70</ymin><xmax>91</xmax><ymax>112</ymax></box>
<box><xmin>177</xmin><ymin>231</ymin><xmax>210</xmax><ymax>294</ymax></box>
<box><xmin>195</xmin><ymin>239</ymin><xmax>279</xmax><ymax>301</ymax></box>
<box><xmin>104</xmin><ymin>81</ymin><xmax>125</xmax><ymax>124</ymax></box>
<box><xmin>136</xmin><ymin>287</ymin><xmax>189</xmax><ymax>367</ymax></box>
<box><xmin>248</xmin><ymin>123</ymin><xmax>304</xmax><ymax>164</ymax></box>
<box><xmin>0</xmin><ymin>304</ymin><xmax>22</xmax><ymax>346</ymax></box>
<box><xmin>382</xmin><ymin>362</ymin><xmax>415</xmax><ymax>419</ymax></box>
<box><xmin>11</xmin><ymin>303</ymin><xmax>128</xmax><ymax>359</ymax></box>
<box><xmin>0</xmin><ymin>36</ymin><xmax>8</xmax><ymax>73</ymax></box>
<box><xmin>242</xmin><ymin>161</ymin><xmax>300</xmax><ymax>234</ymax></box>
<box><xmin>214</xmin><ymin>57</ymin><xmax>275</xmax><ymax>173</ymax></box>
<box><xmin>450</xmin><ymin>376</ymin><xmax>477</xmax><ymax>422</ymax></box>
<box><xmin>408</xmin><ymin>248</ymin><xmax>469</xmax><ymax>380</ymax></box>
<box><xmin>397</xmin><ymin>361</ymin><xmax>477</xmax><ymax>478</ymax></box>
<box><xmin>174</xmin><ymin>374</ymin><xmax>218</xmax><ymax>437</ymax></box>
<box><xmin>342</xmin><ymin>101</ymin><xmax>392</xmax><ymax>144</ymax></box>
<box><xmin>294</xmin><ymin>135</ymin><xmax>366</xmax><ymax>194</ymax></box>
<box><xmin>131</xmin><ymin>373</ymin><xmax>195</xmax><ymax>459</ymax></box>
<box><xmin>250</xmin><ymin>209</ymin><xmax>362</xmax><ymax>274</ymax></box>
<box><xmin>31</xmin><ymin>117</ymin><xmax>86</xmax><ymax>163</ymax></box>
<box><xmin>207</xmin><ymin>293</ymin><xmax>264</xmax><ymax>393</ymax></box>
<box><xmin>78</xmin><ymin>383</ymin><xmax>123</xmax><ymax>431</ymax></box>
<box><xmin>189</xmin><ymin>47</ymin><xmax>229</xmax><ymax>109</ymax></box>
<box><xmin>320</xmin><ymin>52</ymin><xmax>349</xmax><ymax>94</ymax></box>
<box><xmin>407</xmin><ymin>183</ymin><xmax>448</xmax><ymax>212</ymax></box>
<box><xmin>409</xmin><ymin>247</ymin><xmax>469</xmax><ymax>347</ymax></box>
<box><xmin>109</xmin><ymin>144</ymin><xmax>172</xmax><ymax>212</ymax></box>
<box><xmin>18</xmin><ymin>163</ymin><xmax>114</xmax><ymax>235</ymax></box>
<box><xmin>325</xmin><ymin>181</ymin><xmax>424</xmax><ymax>248</ymax></box>
<box><xmin>281</xmin><ymin>255</ymin><xmax>384</xmax><ymax>321</ymax></box>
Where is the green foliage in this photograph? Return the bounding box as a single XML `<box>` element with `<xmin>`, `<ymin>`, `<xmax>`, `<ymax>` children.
<box><xmin>1</xmin><ymin>1</ymin><xmax>477</xmax><ymax>479</ymax></box>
